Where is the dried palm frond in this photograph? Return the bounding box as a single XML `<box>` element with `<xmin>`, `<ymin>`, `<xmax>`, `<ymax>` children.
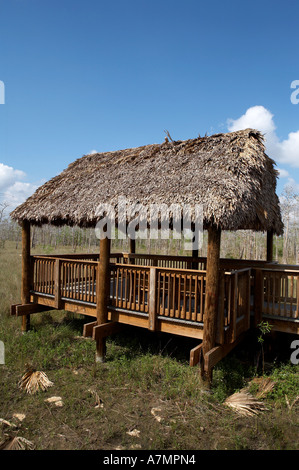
<box><xmin>250</xmin><ymin>377</ymin><xmax>276</xmax><ymax>399</ymax></box>
<box><xmin>18</xmin><ymin>364</ymin><xmax>53</xmax><ymax>394</ymax></box>
<box><xmin>0</xmin><ymin>436</ymin><xmax>34</xmax><ymax>450</ymax></box>
<box><xmin>0</xmin><ymin>418</ymin><xmax>17</xmax><ymax>429</ymax></box>
<box><xmin>224</xmin><ymin>391</ymin><xmax>268</xmax><ymax>417</ymax></box>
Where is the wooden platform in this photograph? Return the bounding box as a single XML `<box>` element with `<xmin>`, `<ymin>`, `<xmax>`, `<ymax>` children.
<box><xmin>11</xmin><ymin>253</ymin><xmax>299</xmax><ymax>370</ymax></box>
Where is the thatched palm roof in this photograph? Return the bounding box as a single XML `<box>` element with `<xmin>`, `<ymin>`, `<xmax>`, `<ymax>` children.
<box><xmin>10</xmin><ymin>129</ymin><xmax>283</xmax><ymax>234</ymax></box>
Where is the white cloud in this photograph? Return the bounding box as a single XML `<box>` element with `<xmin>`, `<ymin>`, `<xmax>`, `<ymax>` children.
<box><xmin>0</xmin><ymin>162</ymin><xmax>38</xmax><ymax>214</ymax></box>
<box><xmin>277</xmin><ymin>130</ymin><xmax>299</xmax><ymax>167</ymax></box>
<box><xmin>0</xmin><ymin>163</ymin><xmax>26</xmax><ymax>191</ymax></box>
<box><xmin>4</xmin><ymin>181</ymin><xmax>38</xmax><ymax>210</ymax></box>
<box><xmin>277</xmin><ymin>168</ymin><xmax>290</xmax><ymax>178</ymax></box>
<box><xmin>227</xmin><ymin>106</ymin><xmax>299</xmax><ymax>168</ymax></box>
<box><xmin>227</xmin><ymin>105</ymin><xmax>276</xmax><ymax>135</ymax></box>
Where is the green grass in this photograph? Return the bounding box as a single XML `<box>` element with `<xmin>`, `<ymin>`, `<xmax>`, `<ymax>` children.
<box><xmin>0</xmin><ymin>242</ymin><xmax>298</xmax><ymax>450</ymax></box>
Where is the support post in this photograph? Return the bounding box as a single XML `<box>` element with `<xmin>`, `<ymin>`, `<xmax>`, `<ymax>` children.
<box><xmin>192</xmin><ymin>248</ymin><xmax>199</xmax><ymax>270</ymax></box>
<box><xmin>54</xmin><ymin>258</ymin><xmax>61</xmax><ymax>309</ymax></box>
<box><xmin>129</xmin><ymin>237</ymin><xmax>135</xmax><ymax>264</ymax></box>
<box><xmin>148</xmin><ymin>267</ymin><xmax>157</xmax><ymax>331</ymax></box>
<box><xmin>266</xmin><ymin>230</ymin><xmax>274</xmax><ymax>262</ymax></box>
<box><xmin>202</xmin><ymin>224</ymin><xmax>221</xmax><ymax>383</ymax></box>
<box><xmin>95</xmin><ymin>236</ymin><xmax>111</xmax><ymax>362</ymax></box>
<box><xmin>21</xmin><ymin>220</ymin><xmax>31</xmax><ymax>333</ymax></box>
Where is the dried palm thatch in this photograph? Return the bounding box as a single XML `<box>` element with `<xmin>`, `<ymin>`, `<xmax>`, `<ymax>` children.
<box><xmin>250</xmin><ymin>377</ymin><xmax>276</xmax><ymax>399</ymax></box>
<box><xmin>18</xmin><ymin>364</ymin><xmax>53</xmax><ymax>395</ymax></box>
<box><xmin>0</xmin><ymin>436</ymin><xmax>34</xmax><ymax>450</ymax></box>
<box><xmin>224</xmin><ymin>391</ymin><xmax>268</xmax><ymax>417</ymax></box>
<box><xmin>10</xmin><ymin>129</ymin><xmax>283</xmax><ymax>235</ymax></box>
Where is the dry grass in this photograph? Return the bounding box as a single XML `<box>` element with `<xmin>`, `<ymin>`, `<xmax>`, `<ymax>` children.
<box><xmin>0</xmin><ymin>244</ymin><xmax>298</xmax><ymax>450</ymax></box>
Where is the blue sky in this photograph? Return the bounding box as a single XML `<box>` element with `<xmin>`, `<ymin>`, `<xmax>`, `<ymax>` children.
<box><xmin>0</xmin><ymin>0</ymin><xmax>299</xmax><ymax>211</ymax></box>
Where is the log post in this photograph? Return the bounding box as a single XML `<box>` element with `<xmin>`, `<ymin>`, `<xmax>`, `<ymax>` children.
<box><xmin>148</xmin><ymin>267</ymin><xmax>157</xmax><ymax>331</ymax></box>
<box><xmin>191</xmin><ymin>224</ymin><xmax>199</xmax><ymax>269</ymax></box>
<box><xmin>95</xmin><ymin>236</ymin><xmax>111</xmax><ymax>362</ymax></box>
<box><xmin>266</xmin><ymin>230</ymin><xmax>274</xmax><ymax>262</ymax></box>
<box><xmin>202</xmin><ymin>224</ymin><xmax>221</xmax><ymax>383</ymax></box>
<box><xmin>192</xmin><ymin>248</ymin><xmax>199</xmax><ymax>270</ymax></box>
<box><xmin>129</xmin><ymin>237</ymin><xmax>135</xmax><ymax>264</ymax></box>
<box><xmin>21</xmin><ymin>220</ymin><xmax>31</xmax><ymax>332</ymax></box>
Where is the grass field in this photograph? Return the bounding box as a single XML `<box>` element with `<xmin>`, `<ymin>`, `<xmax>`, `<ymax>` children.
<box><xmin>0</xmin><ymin>242</ymin><xmax>298</xmax><ymax>451</ymax></box>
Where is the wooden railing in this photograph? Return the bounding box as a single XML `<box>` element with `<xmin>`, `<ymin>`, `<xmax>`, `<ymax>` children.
<box><xmin>31</xmin><ymin>253</ymin><xmax>299</xmax><ymax>342</ymax></box>
<box><xmin>60</xmin><ymin>259</ymin><xmax>97</xmax><ymax>304</ymax></box>
<box><xmin>110</xmin><ymin>264</ymin><xmax>150</xmax><ymax>313</ymax></box>
<box><xmin>107</xmin><ymin>262</ymin><xmax>251</xmax><ymax>344</ymax></box>
<box><xmin>32</xmin><ymin>256</ymin><xmax>56</xmax><ymax>296</ymax></box>
<box><xmin>221</xmin><ymin>268</ymin><xmax>251</xmax><ymax>344</ymax></box>
<box><xmin>255</xmin><ymin>268</ymin><xmax>299</xmax><ymax>321</ymax></box>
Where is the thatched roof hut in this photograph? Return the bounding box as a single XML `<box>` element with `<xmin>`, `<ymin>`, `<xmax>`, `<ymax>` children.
<box><xmin>10</xmin><ymin>128</ymin><xmax>283</xmax><ymax>235</ymax></box>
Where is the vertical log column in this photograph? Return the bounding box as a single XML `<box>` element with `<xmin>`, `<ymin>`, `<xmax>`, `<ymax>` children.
<box><xmin>266</xmin><ymin>230</ymin><xmax>274</xmax><ymax>262</ymax></box>
<box><xmin>95</xmin><ymin>236</ymin><xmax>111</xmax><ymax>362</ymax></box>
<box><xmin>202</xmin><ymin>224</ymin><xmax>221</xmax><ymax>383</ymax></box>
<box><xmin>129</xmin><ymin>237</ymin><xmax>135</xmax><ymax>264</ymax></box>
<box><xmin>21</xmin><ymin>220</ymin><xmax>31</xmax><ymax>333</ymax></box>
<box><xmin>191</xmin><ymin>224</ymin><xmax>199</xmax><ymax>269</ymax></box>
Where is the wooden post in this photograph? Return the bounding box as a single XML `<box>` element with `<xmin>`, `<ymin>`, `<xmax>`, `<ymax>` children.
<box><xmin>191</xmin><ymin>223</ymin><xmax>199</xmax><ymax>269</ymax></box>
<box><xmin>95</xmin><ymin>236</ymin><xmax>111</xmax><ymax>362</ymax></box>
<box><xmin>254</xmin><ymin>269</ymin><xmax>263</xmax><ymax>327</ymax></box>
<box><xmin>148</xmin><ymin>267</ymin><xmax>157</xmax><ymax>331</ymax></box>
<box><xmin>54</xmin><ymin>258</ymin><xmax>61</xmax><ymax>309</ymax></box>
<box><xmin>202</xmin><ymin>224</ymin><xmax>221</xmax><ymax>383</ymax></box>
<box><xmin>266</xmin><ymin>230</ymin><xmax>274</xmax><ymax>262</ymax></box>
<box><xmin>192</xmin><ymin>248</ymin><xmax>199</xmax><ymax>270</ymax></box>
<box><xmin>129</xmin><ymin>237</ymin><xmax>135</xmax><ymax>265</ymax></box>
<box><xmin>21</xmin><ymin>220</ymin><xmax>31</xmax><ymax>332</ymax></box>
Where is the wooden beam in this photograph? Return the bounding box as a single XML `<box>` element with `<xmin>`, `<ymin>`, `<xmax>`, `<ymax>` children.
<box><xmin>21</xmin><ymin>220</ymin><xmax>31</xmax><ymax>332</ymax></box>
<box><xmin>13</xmin><ymin>303</ymin><xmax>53</xmax><ymax>317</ymax></box>
<box><xmin>92</xmin><ymin>321</ymin><xmax>123</xmax><ymax>340</ymax></box>
<box><xmin>267</xmin><ymin>230</ymin><xmax>274</xmax><ymax>262</ymax></box>
<box><xmin>95</xmin><ymin>236</ymin><xmax>111</xmax><ymax>362</ymax></box>
<box><xmin>202</xmin><ymin>224</ymin><xmax>221</xmax><ymax>383</ymax></box>
<box><xmin>204</xmin><ymin>334</ymin><xmax>244</xmax><ymax>372</ymax></box>
<box><xmin>189</xmin><ymin>343</ymin><xmax>202</xmax><ymax>367</ymax></box>
<box><xmin>10</xmin><ymin>304</ymin><xmax>21</xmax><ymax>316</ymax></box>
<box><xmin>83</xmin><ymin>321</ymin><xmax>97</xmax><ymax>338</ymax></box>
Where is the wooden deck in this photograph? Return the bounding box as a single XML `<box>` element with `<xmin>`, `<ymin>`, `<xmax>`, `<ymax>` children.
<box><xmin>11</xmin><ymin>253</ymin><xmax>299</xmax><ymax>368</ymax></box>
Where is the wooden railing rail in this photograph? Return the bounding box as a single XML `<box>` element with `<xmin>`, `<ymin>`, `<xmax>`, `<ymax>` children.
<box><xmin>109</xmin><ymin>264</ymin><xmax>150</xmax><ymax>313</ymax></box>
<box><xmin>256</xmin><ymin>268</ymin><xmax>299</xmax><ymax>320</ymax></box>
<box><xmin>221</xmin><ymin>268</ymin><xmax>251</xmax><ymax>344</ymax></box>
<box><xmin>31</xmin><ymin>256</ymin><xmax>253</xmax><ymax>343</ymax></box>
